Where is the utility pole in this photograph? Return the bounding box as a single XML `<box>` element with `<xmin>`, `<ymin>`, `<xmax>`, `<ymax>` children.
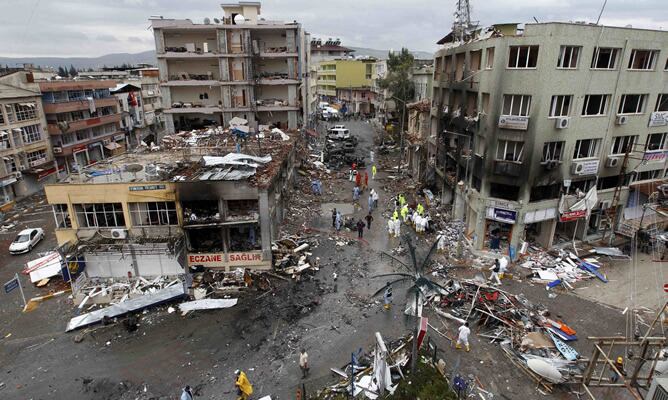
<box><xmin>393</xmin><ymin>96</ymin><xmax>406</xmax><ymax>174</ymax></box>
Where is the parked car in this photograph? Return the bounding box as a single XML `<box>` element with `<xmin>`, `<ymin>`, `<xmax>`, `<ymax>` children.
<box><xmin>327</xmin><ymin>127</ymin><xmax>351</xmax><ymax>140</ymax></box>
<box><xmin>9</xmin><ymin>228</ymin><xmax>44</xmax><ymax>255</ymax></box>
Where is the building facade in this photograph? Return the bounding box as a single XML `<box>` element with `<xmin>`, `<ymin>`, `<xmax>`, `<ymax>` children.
<box><xmin>316</xmin><ymin>58</ymin><xmax>377</xmax><ymax>114</ymax></box>
<box><xmin>151</xmin><ymin>1</ymin><xmax>305</xmax><ymax>134</ymax></box>
<box><xmin>431</xmin><ymin>22</ymin><xmax>668</xmax><ymax>251</ymax></box>
<box><xmin>39</xmin><ymin>79</ymin><xmax>125</xmax><ymax>174</ymax></box>
<box><xmin>0</xmin><ymin>71</ymin><xmax>56</xmax><ymax>207</ymax></box>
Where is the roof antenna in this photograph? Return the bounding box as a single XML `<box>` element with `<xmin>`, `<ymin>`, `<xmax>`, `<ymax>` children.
<box><xmin>533</xmin><ymin>17</ymin><xmax>539</xmax><ymax>23</ymax></box>
<box><xmin>595</xmin><ymin>0</ymin><xmax>608</xmax><ymax>25</ymax></box>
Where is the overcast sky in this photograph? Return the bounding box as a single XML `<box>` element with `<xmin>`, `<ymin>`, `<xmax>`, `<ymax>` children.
<box><xmin>0</xmin><ymin>0</ymin><xmax>666</xmax><ymax>57</ymax></box>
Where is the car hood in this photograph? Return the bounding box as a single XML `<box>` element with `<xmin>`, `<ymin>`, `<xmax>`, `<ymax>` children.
<box><xmin>9</xmin><ymin>242</ymin><xmax>28</xmax><ymax>251</ymax></box>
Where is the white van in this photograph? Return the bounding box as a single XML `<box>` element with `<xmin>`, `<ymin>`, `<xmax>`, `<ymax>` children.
<box><xmin>328</xmin><ymin>127</ymin><xmax>350</xmax><ymax>139</ymax></box>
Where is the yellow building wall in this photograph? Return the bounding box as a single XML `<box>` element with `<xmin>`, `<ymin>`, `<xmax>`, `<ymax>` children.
<box><xmin>45</xmin><ymin>182</ymin><xmax>181</xmax><ymax>246</ymax></box>
<box><xmin>334</xmin><ymin>60</ymin><xmax>374</xmax><ymax>89</ymax></box>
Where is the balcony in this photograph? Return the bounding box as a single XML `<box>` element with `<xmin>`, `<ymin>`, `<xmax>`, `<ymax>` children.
<box><xmin>493</xmin><ymin>160</ymin><xmax>522</xmax><ymax>177</ymax></box>
<box><xmin>498</xmin><ymin>115</ymin><xmax>529</xmax><ymax>131</ymax></box>
<box><xmin>47</xmin><ymin>114</ymin><xmax>121</xmax><ymax>135</ymax></box>
<box><xmin>164</xmin><ymin>106</ymin><xmax>221</xmax><ymax>114</ymax></box>
<box><xmin>43</xmin><ymin>97</ymin><xmax>117</xmax><ymax>114</ymax></box>
<box><xmin>159</xmin><ymin>51</ymin><xmax>219</xmax><ymax>59</ymax></box>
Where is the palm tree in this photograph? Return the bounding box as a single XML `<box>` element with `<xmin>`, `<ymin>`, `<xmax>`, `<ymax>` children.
<box><xmin>372</xmin><ymin>234</ymin><xmax>446</xmax><ymax>373</ymax></box>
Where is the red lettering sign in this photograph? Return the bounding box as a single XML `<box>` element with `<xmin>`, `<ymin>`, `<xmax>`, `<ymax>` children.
<box><xmin>188</xmin><ymin>254</ymin><xmax>222</xmax><ymax>263</ymax></box>
<box><xmin>560</xmin><ymin>210</ymin><xmax>586</xmax><ymax>222</ymax></box>
<box><xmin>72</xmin><ymin>144</ymin><xmax>87</xmax><ymax>153</ymax></box>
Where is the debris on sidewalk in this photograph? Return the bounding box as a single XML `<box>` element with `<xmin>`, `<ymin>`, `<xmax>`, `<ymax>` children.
<box><xmin>272</xmin><ymin>236</ymin><xmax>320</xmax><ymax>279</ymax></box>
<box><xmin>178</xmin><ymin>298</ymin><xmax>238</xmax><ymax>315</ymax></box>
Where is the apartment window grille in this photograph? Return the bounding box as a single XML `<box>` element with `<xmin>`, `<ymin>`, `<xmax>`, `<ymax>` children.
<box><xmin>0</xmin><ymin>109</ymin><xmax>4</xmax><ymax>125</ymax></box>
<box><xmin>628</xmin><ymin>49</ymin><xmax>658</xmax><ymax>70</ymax></box>
<box><xmin>21</xmin><ymin>124</ymin><xmax>42</xmax><ymax>144</ymax></box>
<box><xmin>557</xmin><ymin>46</ymin><xmax>580</xmax><ymax>68</ymax></box>
<box><xmin>129</xmin><ymin>202</ymin><xmax>177</xmax><ymax>226</ymax></box>
<box><xmin>634</xmin><ymin>169</ymin><xmax>662</xmax><ymax>182</ymax></box>
<box><xmin>610</xmin><ymin>135</ymin><xmax>637</xmax><ymax>155</ymax></box>
<box><xmin>56</xmin><ymin>113</ymin><xmax>71</xmax><ymax>123</ymax></box>
<box><xmin>618</xmin><ymin>94</ymin><xmax>647</xmax><ymax>115</ymax></box>
<box><xmin>646</xmin><ymin>133</ymin><xmax>668</xmax><ymax>152</ymax></box>
<box><xmin>68</xmin><ymin>90</ymin><xmax>84</xmax><ymax>101</ymax></box>
<box><xmin>4</xmin><ymin>104</ymin><xmax>14</xmax><ymax>123</ymax></box>
<box><xmin>496</xmin><ymin>140</ymin><xmax>524</xmax><ymax>162</ymax></box>
<box><xmin>76</xmin><ymin>130</ymin><xmax>89</xmax><ymax>141</ymax></box>
<box><xmin>591</xmin><ymin>47</ymin><xmax>619</xmax><ymax>69</ymax></box>
<box><xmin>0</xmin><ymin>132</ymin><xmax>10</xmax><ymax>150</ymax></box>
<box><xmin>61</xmin><ymin>133</ymin><xmax>75</xmax><ymax>145</ymax></box>
<box><xmin>14</xmin><ymin>103</ymin><xmax>37</xmax><ymax>121</ymax></box>
<box><xmin>52</xmin><ymin>204</ymin><xmax>71</xmax><ymax>228</ymax></box>
<box><xmin>573</xmin><ymin>138</ymin><xmax>602</xmax><ymax>159</ymax></box>
<box><xmin>656</xmin><ymin>94</ymin><xmax>668</xmax><ymax>112</ymax></box>
<box><xmin>507</xmin><ymin>46</ymin><xmax>539</xmax><ymax>68</ymax></box>
<box><xmin>26</xmin><ymin>149</ymin><xmax>47</xmax><ymax>166</ymax></box>
<box><xmin>582</xmin><ymin>94</ymin><xmax>609</xmax><ymax>116</ymax></box>
<box><xmin>74</xmin><ymin>203</ymin><xmax>126</xmax><ymax>228</ymax></box>
<box><xmin>52</xmin><ymin>91</ymin><xmax>68</xmax><ymax>103</ymax></box>
<box><xmin>549</xmin><ymin>95</ymin><xmax>572</xmax><ymax>117</ymax></box>
<box><xmin>542</xmin><ymin>141</ymin><xmax>564</xmax><ymax>162</ymax></box>
<box><xmin>502</xmin><ymin>94</ymin><xmax>531</xmax><ymax>116</ymax></box>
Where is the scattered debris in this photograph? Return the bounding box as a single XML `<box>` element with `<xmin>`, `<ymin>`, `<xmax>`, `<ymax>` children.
<box><xmin>178</xmin><ymin>298</ymin><xmax>238</xmax><ymax>315</ymax></box>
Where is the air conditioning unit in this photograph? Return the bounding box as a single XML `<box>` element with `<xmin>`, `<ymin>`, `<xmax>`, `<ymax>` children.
<box><xmin>600</xmin><ymin>200</ymin><xmax>612</xmax><ymax>210</ymax></box>
<box><xmin>52</xmin><ymin>146</ymin><xmax>62</xmax><ymax>154</ymax></box>
<box><xmin>555</xmin><ymin>117</ymin><xmax>570</xmax><ymax>129</ymax></box>
<box><xmin>571</xmin><ymin>161</ymin><xmax>586</xmax><ymax>175</ymax></box>
<box><xmin>110</xmin><ymin>229</ymin><xmax>127</xmax><ymax>239</ymax></box>
<box><xmin>606</xmin><ymin>157</ymin><xmax>620</xmax><ymax>168</ymax></box>
<box><xmin>615</xmin><ymin>115</ymin><xmax>629</xmax><ymax>125</ymax></box>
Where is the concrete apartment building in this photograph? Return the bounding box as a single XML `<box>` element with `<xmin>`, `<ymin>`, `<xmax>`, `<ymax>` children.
<box><xmin>151</xmin><ymin>1</ymin><xmax>306</xmax><ymax>134</ymax></box>
<box><xmin>39</xmin><ymin>79</ymin><xmax>125</xmax><ymax>174</ymax></box>
<box><xmin>316</xmin><ymin>58</ymin><xmax>378</xmax><ymax>114</ymax></box>
<box><xmin>0</xmin><ymin>70</ymin><xmax>56</xmax><ymax>207</ymax></box>
<box><xmin>430</xmin><ymin>22</ymin><xmax>668</xmax><ymax>252</ymax></box>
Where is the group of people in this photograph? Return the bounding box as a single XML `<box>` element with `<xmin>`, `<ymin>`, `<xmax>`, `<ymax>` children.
<box><xmin>387</xmin><ymin>193</ymin><xmax>429</xmax><ymax>238</ymax></box>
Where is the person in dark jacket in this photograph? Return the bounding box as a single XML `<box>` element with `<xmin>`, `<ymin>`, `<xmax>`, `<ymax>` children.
<box><xmin>331</xmin><ymin>208</ymin><xmax>337</xmax><ymax>228</ymax></box>
<box><xmin>356</xmin><ymin>219</ymin><xmax>365</xmax><ymax>238</ymax></box>
<box><xmin>365</xmin><ymin>212</ymin><xmax>373</xmax><ymax>229</ymax></box>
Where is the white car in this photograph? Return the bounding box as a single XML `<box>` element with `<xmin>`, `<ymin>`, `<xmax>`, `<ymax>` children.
<box><xmin>9</xmin><ymin>228</ymin><xmax>44</xmax><ymax>255</ymax></box>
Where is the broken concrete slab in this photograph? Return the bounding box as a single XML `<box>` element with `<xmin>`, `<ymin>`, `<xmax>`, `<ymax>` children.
<box><xmin>178</xmin><ymin>298</ymin><xmax>238</xmax><ymax>315</ymax></box>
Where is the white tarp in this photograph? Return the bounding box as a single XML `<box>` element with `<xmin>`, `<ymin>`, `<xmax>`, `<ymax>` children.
<box><xmin>568</xmin><ymin>186</ymin><xmax>598</xmax><ymax>214</ymax></box>
<box><xmin>271</xmin><ymin>128</ymin><xmax>290</xmax><ymax>141</ymax></box>
<box><xmin>228</xmin><ymin>116</ymin><xmax>248</xmax><ymax>127</ymax></box>
<box><xmin>24</xmin><ymin>252</ymin><xmax>63</xmax><ymax>283</ymax></box>
<box><xmin>178</xmin><ymin>298</ymin><xmax>238</xmax><ymax>315</ymax></box>
<box><xmin>201</xmin><ymin>154</ymin><xmax>272</xmax><ymax>168</ymax></box>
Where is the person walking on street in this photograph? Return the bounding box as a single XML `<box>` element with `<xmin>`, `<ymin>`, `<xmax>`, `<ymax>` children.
<box><xmin>331</xmin><ymin>208</ymin><xmax>337</xmax><ymax>228</ymax></box>
<box><xmin>400</xmin><ymin>204</ymin><xmax>409</xmax><ymax>222</ymax></box>
<box><xmin>393</xmin><ymin>216</ymin><xmax>401</xmax><ymax>238</ymax></box>
<box><xmin>372</xmin><ymin>164</ymin><xmax>377</xmax><ymax>180</ymax></box>
<box><xmin>383</xmin><ymin>282</ymin><xmax>393</xmax><ymax>310</ymax></box>
<box><xmin>456</xmin><ymin>322</ymin><xmax>471</xmax><ymax>352</ymax></box>
<box><xmin>181</xmin><ymin>386</ymin><xmax>193</xmax><ymax>400</ymax></box>
<box><xmin>356</xmin><ymin>219</ymin><xmax>365</xmax><ymax>239</ymax></box>
<box><xmin>417</xmin><ymin>203</ymin><xmax>425</xmax><ymax>216</ymax></box>
<box><xmin>365</xmin><ymin>212</ymin><xmax>373</xmax><ymax>229</ymax></box>
<box><xmin>373</xmin><ymin>189</ymin><xmax>379</xmax><ymax>208</ymax></box>
<box><xmin>353</xmin><ymin>186</ymin><xmax>360</xmax><ymax>205</ymax></box>
<box><xmin>367</xmin><ymin>192</ymin><xmax>374</xmax><ymax>211</ymax></box>
<box><xmin>234</xmin><ymin>370</ymin><xmax>253</xmax><ymax>400</ymax></box>
<box><xmin>364</xmin><ymin>171</ymin><xmax>369</xmax><ymax>188</ymax></box>
<box><xmin>398</xmin><ymin>194</ymin><xmax>406</xmax><ymax>208</ymax></box>
<box><xmin>299</xmin><ymin>349</ymin><xmax>309</xmax><ymax>378</ymax></box>
<box><xmin>335</xmin><ymin>211</ymin><xmax>342</xmax><ymax>232</ymax></box>
<box><xmin>355</xmin><ymin>170</ymin><xmax>361</xmax><ymax>188</ymax></box>
<box><xmin>489</xmin><ymin>259</ymin><xmax>502</xmax><ymax>286</ymax></box>
<box><xmin>392</xmin><ymin>209</ymin><xmax>399</xmax><ymax>221</ymax></box>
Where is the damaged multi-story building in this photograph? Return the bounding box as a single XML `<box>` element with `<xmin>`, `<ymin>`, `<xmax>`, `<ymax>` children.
<box><xmin>44</xmin><ymin>128</ymin><xmax>296</xmax><ymax>283</ymax></box>
<box><xmin>430</xmin><ymin>22</ymin><xmax>668</xmax><ymax>251</ymax></box>
<box><xmin>151</xmin><ymin>1</ymin><xmax>307</xmax><ymax>134</ymax></box>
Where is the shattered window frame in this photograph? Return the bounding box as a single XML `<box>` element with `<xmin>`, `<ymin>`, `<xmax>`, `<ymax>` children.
<box><xmin>74</xmin><ymin>202</ymin><xmax>126</xmax><ymax>228</ymax></box>
<box><xmin>129</xmin><ymin>201</ymin><xmax>178</xmax><ymax>226</ymax></box>
<box><xmin>52</xmin><ymin>204</ymin><xmax>72</xmax><ymax>229</ymax></box>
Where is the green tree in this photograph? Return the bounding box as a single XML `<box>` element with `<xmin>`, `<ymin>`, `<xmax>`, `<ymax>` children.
<box><xmin>379</xmin><ymin>48</ymin><xmax>415</xmax><ymax>104</ymax></box>
<box><xmin>68</xmin><ymin>64</ymin><xmax>78</xmax><ymax>77</ymax></box>
<box><xmin>57</xmin><ymin>66</ymin><xmax>68</xmax><ymax>77</ymax></box>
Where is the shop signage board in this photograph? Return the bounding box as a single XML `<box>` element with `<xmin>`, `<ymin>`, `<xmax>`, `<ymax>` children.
<box><xmin>524</xmin><ymin>208</ymin><xmax>557</xmax><ymax>224</ymax></box>
<box><xmin>72</xmin><ymin>144</ymin><xmax>87</xmax><ymax>153</ymax></box>
<box><xmin>187</xmin><ymin>252</ymin><xmax>264</xmax><ymax>268</ymax></box>
<box><xmin>572</xmin><ymin>159</ymin><xmax>600</xmax><ymax>176</ymax></box>
<box><xmin>498</xmin><ymin>115</ymin><xmax>529</xmax><ymax>130</ymax></box>
<box><xmin>228</xmin><ymin>252</ymin><xmax>263</xmax><ymax>266</ymax></box>
<box><xmin>188</xmin><ymin>253</ymin><xmax>224</xmax><ymax>267</ymax></box>
<box><xmin>642</xmin><ymin>151</ymin><xmax>668</xmax><ymax>164</ymax></box>
<box><xmin>648</xmin><ymin>111</ymin><xmax>668</xmax><ymax>127</ymax></box>
<box><xmin>560</xmin><ymin>209</ymin><xmax>587</xmax><ymax>222</ymax></box>
<box><xmin>129</xmin><ymin>185</ymin><xmax>166</xmax><ymax>191</ymax></box>
<box><xmin>487</xmin><ymin>207</ymin><xmax>517</xmax><ymax>224</ymax></box>
<box><xmin>615</xmin><ymin>221</ymin><xmax>635</xmax><ymax>238</ymax></box>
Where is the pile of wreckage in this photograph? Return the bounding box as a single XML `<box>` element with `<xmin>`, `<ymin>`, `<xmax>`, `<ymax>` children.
<box><xmin>271</xmin><ymin>235</ymin><xmax>320</xmax><ymax>279</ymax></box>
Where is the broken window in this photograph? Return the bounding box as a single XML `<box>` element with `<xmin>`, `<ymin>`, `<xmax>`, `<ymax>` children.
<box><xmin>188</xmin><ymin>228</ymin><xmax>223</xmax><ymax>252</ymax></box>
<box><xmin>541</xmin><ymin>141</ymin><xmax>564</xmax><ymax>162</ymax></box>
<box><xmin>573</xmin><ymin>138</ymin><xmax>602</xmax><ymax>159</ymax></box>
<box><xmin>470</xmin><ymin>50</ymin><xmax>482</xmax><ymax>71</ymax></box>
<box><xmin>74</xmin><ymin>203</ymin><xmax>126</xmax><ymax>228</ymax></box>
<box><xmin>557</xmin><ymin>46</ymin><xmax>580</xmax><ymax>69</ymax></box>
<box><xmin>530</xmin><ymin>184</ymin><xmax>561</xmax><ymax>202</ymax></box>
<box><xmin>507</xmin><ymin>46</ymin><xmax>538</xmax><ymax>68</ymax></box>
<box><xmin>226</xmin><ymin>199</ymin><xmax>259</xmax><ymax>221</ymax></box>
<box><xmin>485</xmin><ymin>47</ymin><xmax>495</xmax><ymax>69</ymax></box>
<box><xmin>52</xmin><ymin>204</ymin><xmax>72</xmax><ymax>228</ymax></box>
<box><xmin>591</xmin><ymin>47</ymin><xmax>619</xmax><ymax>69</ymax></box>
<box><xmin>618</xmin><ymin>94</ymin><xmax>647</xmax><ymax>115</ymax></box>
<box><xmin>129</xmin><ymin>202</ymin><xmax>178</xmax><ymax>226</ymax></box>
<box><xmin>14</xmin><ymin>103</ymin><xmax>37</xmax><ymax>121</ymax></box>
<box><xmin>182</xmin><ymin>200</ymin><xmax>220</xmax><ymax>225</ymax></box>
<box><xmin>501</xmin><ymin>94</ymin><xmax>531</xmax><ymax>116</ymax></box>
<box><xmin>21</xmin><ymin>124</ymin><xmax>42</xmax><ymax>144</ymax></box>
<box><xmin>0</xmin><ymin>108</ymin><xmax>4</xmax><ymax>124</ymax></box>
<box><xmin>227</xmin><ymin>224</ymin><xmax>261</xmax><ymax>251</ymax></box>
<box><xmin>646</xmin><ymin>133</ymin><xmax>668</xmax><ymax>152</ymax></box>
<box><xmin>549</xmin><ymin>95</ymin><xmax>572</xmax><ymax>117</ymax></box>
<box><xmin>495</xmin><ymin>140</ymin><xmax>524</xmax><ymax>162</ymax></box>
<box><xmin>489</xmin><ymin>183</ymin><xmax>520</xmax><ymax>201</ymax></box>
<box><xmin>597</xmin><ymin>176</ymin><xmax>621</xmax><ymax>190</ymax></box>
<box><xmin>26</xmin><ymin>149</ymin><xmax>47</xmax><ymax>166</ymax></box>
<box><xmin>481</xmin><ymin>93</ymin><xmax>490</xmax><ymax>114</ymax></box>
<box><xmin>655</xmin><ymin>94</ymin><xmax>668</xmax><ymax>112</ymax></box>
<box><xmin>571</xmin><ymin>179</ymin><xmax>596</xmax><ymax>193</ymax></box>
<box><xmin>610</xmin><ymin>135</ymin><xmax>637</xmax><ymax>155</ymax></box>
<box><xmin>582</xmin><ymin>94</ymin><xmax>609</xmax><ymax>116</ymax></box>
<box><xmin>628</xmin><ymin>49</ymin><xmax>658</xmax><ymax>70</ymax></box>
<box><xmin>634</xmin><ymin>169</ymin><xmax>662</xmax><ymax>182</ymax></box>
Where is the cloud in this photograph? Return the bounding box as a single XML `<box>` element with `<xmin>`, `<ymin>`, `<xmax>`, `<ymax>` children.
<box><xmin>0</xmin><ymin>0</ymin><xmax>665</xmax><ymax>57</ymax></box>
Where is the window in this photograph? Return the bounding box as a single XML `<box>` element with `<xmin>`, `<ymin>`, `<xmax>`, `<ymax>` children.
<box><xmin>549</xmin><ymin>95</ymin><xmax>572</xmax><ymax>117</ymax></box>
<box><xmin>582</xmin><ymin>94</ymin><xmax>609</xmax><ymax>116</ymax></box>
<box><xmin>228</xmin><ymin>224</ymin><xmax>261</xmax><ymax>251</ymax></box>
<box><xmin>573</xmin><ymin>138</ymin><xmax>602</xmax><ymax>159</ymax></box>
<box><xmin>489</xmin><ymin>183</ymin><xmax>520</xmax><ymax>201</ymax></box>
<box><xmin>14</xmin><ymin>103</ymin><xmax>37</xmax><ymax>121</ymax></box>
<box><xmin>502</xmin><ymin>94</ymin><xmax>531</xmax><ymax>116</ymax></box>
<box><xmin>365</xmin><ymin>64</ymin><xmax>372</xmax><ymax>79</ymax></box>
<box><xmin>71</xmin><ymin>111</ymin><xmax>85</xmax><ymax>121</ymax></box>
<box><xmin>542</xmin><ymin>141</ymin><xmax>564</xmax><ymax>162</ymax></box>
<box><xmin>485</xmin><ymin>47</ymin><xmax>495</xmax><ymax>69</ymax></box>
<box><xmin>656</xmin><ymin>94</ymin><xmax>668</xmax><ymax>112</ymax></box>
<box><xmin>4</xmin><ymin>104</ymin><xmax>14</xmax><ymax>123</ymax></box>
<box><xmin>129</xmin><ymin>202</ymin><xmax>177</xmax><ymax>226</ymax></box>
<box><xmin>26</xmin><ymin>149</ymin><xmax>47</xmax><ymax>166</ymax></box>
<box><xmin>52</xmin><ymin>204</ymin><xmax>71</xmax><ymax>228</ymax></box>
<box><xmin>634</xmin><ymin>169</ymin><xmax>662</xmax><ymax>182</ymax></box>
<box><xmin>646</xmin><ymin>133</ymin><xmax>668</xmax><ymax>152</ymax></box>
<box><xmin>4</xmin><ymin>156</ymin><xmax>16</xmax><ymax>173</ymax></box>
<box><xmin>481</xmin><ymin>93</ymin><xmax>490</xmax><ymax>113</ymax></box>
<box><xmin>496</xmin><ymin>140</ymin><xmax>524</xmax><ymax>162</ymax></box>
<box><xmin>0</xmin><ymin>131</ymin><xmax>10</xmax><ymax>149</ymax></box>
<box><xmin>591</xmin><ymin>47</ymin><xmax>619</xmax><ymax>69</ymax></box>
<box><xmin>508</xmin><ymin>46</ymin><xmax>538</xmax><ymax>68</ymax></box>
<box><xmin>0</xmin><ymin>109</ymin><xmax>4</xmax><ymax>125</ymax></box>
<box><xmin>74</xmin><ymin>203</ymin><xmax>126</xmax><ymax>228</ymax></box>
<box><xmin>68</xmin><ymin>90</ymin><xmax>84</xmax><ymax>101</ymax></box>
<box><xmin>61</xmin><ymin>133</ymin><xmax>75</xmax><ymax>145</ymax></box>
<box><xmin>21</xmin><ymin>124</ymin><xmax>42</xmax><ymax>144</ymax></box>
<box><xmin>76</xmin><ymin>130</ymin><xmax>89</xmax><ymax>141</ymax></box>
<box><xmin>610</xmin><ymin>135</ymin><xmax>637</xmax><ymax>155</ymax></box>
<box><xmin>557</xmin><ymin>46</ymin><xmax>580</xmax><ymax>69</ymax></box>
<box><xmin>618</xmin><ymin>94</ymin><xmax>647</xmax><ymax>115</ymax></box>
<box><xmin>628</xmin><ymin>49</ymin><xmax>658</xmax><ymax>70</ymax></box>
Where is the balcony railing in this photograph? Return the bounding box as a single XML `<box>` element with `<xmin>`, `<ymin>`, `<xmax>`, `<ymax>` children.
<box><xmin>493</xmin><ymin>160</ymin><xmax>522</xmax><ymax>177</ymax></box>
<box><xmin>47</xmin><ymin>114</ymin><xmax>121</xmax><ymax>135</ymax></box>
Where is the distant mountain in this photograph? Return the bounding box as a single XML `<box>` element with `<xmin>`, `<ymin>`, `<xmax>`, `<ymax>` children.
<box><xmin>0</xmin><ymin>50</ymin><xmax>157</xmax><ymax>70</ymax></box>
<box><xmin>348</xmin><ymin>47</ymin><xmax>433</xmax><ymax>60</ymax></box>
<box><xmin>0</xmin><ymin>46</ymin><xmax>432</xmax><ymax>70</ymax></box>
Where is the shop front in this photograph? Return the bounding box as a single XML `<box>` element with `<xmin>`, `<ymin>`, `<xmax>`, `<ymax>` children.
<box><xmin>523</xmin><ymin>207</ymin><xmax>558</xmax><ymax>248</ymax></box>
<box><xmin>186</xmin><ymin>250</ymin><xmax>269</xmax><ymax>271</ymax></box>
<box><xmin>484</xmin><ymin>206</ymin><xmax>517</xmax><ymax>251</ymax></box>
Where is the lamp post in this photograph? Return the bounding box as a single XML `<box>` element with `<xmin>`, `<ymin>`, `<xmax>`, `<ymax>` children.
<box><xmin>392</xmin><ymin>96</ymin><xmax>407</xmax><ymax>174</ymax></box>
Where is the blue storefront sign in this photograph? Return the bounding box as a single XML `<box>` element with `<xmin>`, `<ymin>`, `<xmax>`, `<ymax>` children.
<box><xmin>492</xmin><ymin>208</ymin><xmax>517</xmax><ymax>224</ymax></box>
<box><xmin>4</xmin><ymin>277</ymin><xmax>19</xmax><ymax>294</ymax></box>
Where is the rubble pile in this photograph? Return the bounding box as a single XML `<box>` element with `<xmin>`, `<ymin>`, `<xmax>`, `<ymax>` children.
<box><xmin>191</xmin><ymin>268</ymin><xmax>264</xmax><ymax>295</ymax></box>
<box><xmin>517</xmin><ymin>247</ymin><xmax>611</xmax><ymax>290</ymax></box>
<box><xmin>271</xmin><ymin>236</ymin><xmax>321</xmax><ymax>279</ymax></box>
<box><xmin>74</xmin><ymin>275</ymin><xmax>184</xmax><ymax>307</ymax></box>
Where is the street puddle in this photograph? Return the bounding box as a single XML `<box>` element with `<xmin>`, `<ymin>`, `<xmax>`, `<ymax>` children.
<box><xmin>321</xmin><ymin>203</ymin><xmax>355</xmax><ymax>215</ymax></box>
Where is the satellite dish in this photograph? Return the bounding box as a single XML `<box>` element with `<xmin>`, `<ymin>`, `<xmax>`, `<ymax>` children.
<box><xmin>125</xmin><ymin>164</ymin><xmax>144</xmax><ymax>173</ymax></box>
<box><xmin>233</xmin><ymin>14</ymin><xmax>246</xmax><ymax>24</ymax></box>
<box><xmin>204</xmin><ymin>17</ymin><xmax>211</xmax><ymax>24</ymax></box>
<box><xmin>214</xmin><ymin>18</ymin><xmax>220</xmax><ymax>24</ymax></box>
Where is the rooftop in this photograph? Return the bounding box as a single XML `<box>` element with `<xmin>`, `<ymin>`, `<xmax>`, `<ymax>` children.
<box><xmin>0</xmin><ymin>82</ymin><xmax>40</xmax><ymax>99</ymax></box>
